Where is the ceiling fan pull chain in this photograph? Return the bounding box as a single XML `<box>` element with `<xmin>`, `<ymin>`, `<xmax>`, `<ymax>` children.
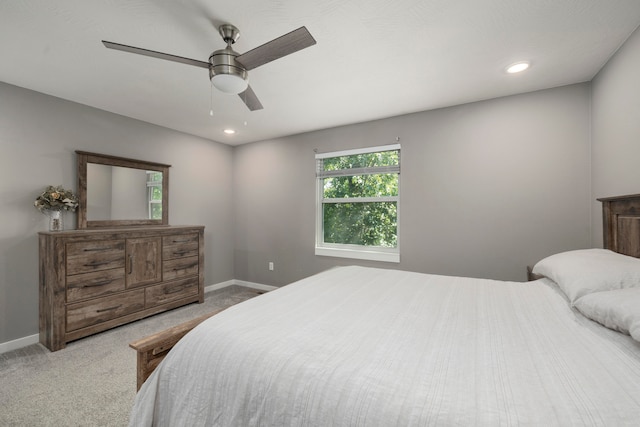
<box><xmin>209</xmin><ymin>82</ymin><xmax>214</xmax><ymax>116</ymax></box>
<box><xmin>241</xmin><ymin>91</ymin><xmax>248</xmax><ymax>126</ymax></box>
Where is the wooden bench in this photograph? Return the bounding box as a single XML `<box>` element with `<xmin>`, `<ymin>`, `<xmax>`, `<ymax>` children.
<box><xmin>129</xmin><ymin>307</ymin><xmax>228</xmax><ymax>390</ymax></box>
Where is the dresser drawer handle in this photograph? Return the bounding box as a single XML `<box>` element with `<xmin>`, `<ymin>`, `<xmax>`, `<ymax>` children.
<box><xmin>165</xmin><ymin>286</ymin><xmax>186</xmax><ymax>294</ymax></box>
<box><xmin>84</xmin><ymin>261</ymin><xmax>112</xmax><ymax>267</ymax></box>
<box><xmin>96</xmin><ymin>304</ymin><xmax>122</xmax><ymax>313</ymax></box>
<box><xmin>171</xmin><ymin>239</ymin><xmax>192</xmax><ymax>243</ymax></box>
<box><xmin>82</xmin><ymin>247</ymin><xmax>114</xmax><ymax>252</ymax></box>
<box><xmin>82</xmin><ymin>280</ymin><xmax>113</xmax><ymax>288</ymax></box>
<box><xmin>173</xmin><ymin>250</ymin><xmax>189</xmax><ymax>256</ymax></box>
<box><xmin>173</xmin><ymin>263</ymin><xmax>197</xmax><ymax>271</ymax></box>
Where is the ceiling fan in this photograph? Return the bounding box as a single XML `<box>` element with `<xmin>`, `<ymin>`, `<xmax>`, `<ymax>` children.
<box><xmin>102</xmin><ymin>24</ymin><xmax>316</xmax><ymax>111</ymax></box>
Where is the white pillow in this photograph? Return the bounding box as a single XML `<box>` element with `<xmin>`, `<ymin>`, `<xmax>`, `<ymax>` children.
<box><xmin>531</xmin><ymin>248</ymin><xmax>640</xmax><ymax>303</ymax></box>
<box><xmin>574</xmin><ymin>288</ymin><xmax>640</xmax><ymax>342</ymax></box>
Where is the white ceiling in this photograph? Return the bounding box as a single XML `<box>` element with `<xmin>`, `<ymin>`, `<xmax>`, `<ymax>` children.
<box><xmin>1</xmin><ymin>1</ymin><xmax>639</xmax><ymax>146</ymax></box>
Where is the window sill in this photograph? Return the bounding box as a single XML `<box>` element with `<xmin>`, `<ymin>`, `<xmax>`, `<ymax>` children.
<box><xmin>315</xmin><ymin>246</ymin><xmax>400</xmax><ymax>263</ymax></box>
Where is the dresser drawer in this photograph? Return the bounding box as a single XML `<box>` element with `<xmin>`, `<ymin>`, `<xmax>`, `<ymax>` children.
<box><xmin>163</xmin><ymin>234</ymin><xmax>199</xmax><ymax>260</ymax></box>
<box><xmin>66</xmin><ymin>240</ymin><xmax>125</xmax><ymax>275</ymax></box>
<box><xmin>145</xmin><ymin>276</ymin><xmax>199</xmax><ymax>307</ymax></box>
<box><xmin>66</xmin><ymin>289</ymin><xmax>145</xmax><ymax>332</ymax></box>
<box><xmin>66</xmin><ymin>268</ymin><xmax>125</xmax><ymax>303</ymax></box>
<box><xmin>163</xmin><ymin>256</ymin><xmax>199</xmax><ymax>281</ymax></box>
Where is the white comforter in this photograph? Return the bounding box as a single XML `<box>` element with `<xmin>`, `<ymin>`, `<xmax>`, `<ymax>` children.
<box><xmin>129</xmin><ymin>266</ymin><xmax>640</xmax><ymax>426</ymax></box>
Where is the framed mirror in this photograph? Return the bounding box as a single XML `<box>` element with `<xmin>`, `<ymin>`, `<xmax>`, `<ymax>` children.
<box><xmin>76</xmin><ymin>151</ymin><xmax>170</xmax><ymax>229</ymax></box>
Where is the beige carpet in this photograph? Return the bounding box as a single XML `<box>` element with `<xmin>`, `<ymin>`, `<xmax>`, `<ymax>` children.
<box><xmin>0</xmin><ymin>285</ymin><xmax>263</xmax><ymax>427</ymax></box>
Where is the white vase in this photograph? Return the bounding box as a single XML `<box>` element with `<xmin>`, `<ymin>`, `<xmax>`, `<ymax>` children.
<box><xmin>48</xmin><ymin>210</ymin><xmax>64</xmax><ymax>232</ymax></box>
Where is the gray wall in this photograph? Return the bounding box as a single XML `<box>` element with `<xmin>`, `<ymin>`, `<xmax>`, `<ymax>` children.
<box><xmin>591</xmin><ymin>25</ymin><xmax>640</xmax><ymax>246</ymax></box>
<box><xmin>233</xmin><ymin>84</ymin><xmax>592</xmax><ymax>286</ymax></box>
<box><xmin>0</xmin><ymin>82</ymin><xmax>235</xmax><ymax>345</ymax></box>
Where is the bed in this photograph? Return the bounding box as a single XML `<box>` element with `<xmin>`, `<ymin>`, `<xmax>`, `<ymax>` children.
<box><xmin>129</xmin><ymin>194</ymin><xmax>640</xmax><ymax>426</ymax></box>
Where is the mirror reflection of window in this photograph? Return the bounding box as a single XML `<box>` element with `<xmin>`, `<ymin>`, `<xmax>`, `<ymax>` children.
<box><xmin>86</xmin><ymin>164</ymin><xmax>163</xmax><ymax>221</ymax></box>
<box><xmin>147</xmin><ymin>171</ymin><xmax>163</xmax><ymax>220</ymax></box>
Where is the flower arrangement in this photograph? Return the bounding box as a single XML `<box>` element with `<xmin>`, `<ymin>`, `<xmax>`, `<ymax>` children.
<box><xmin>34</xmin><ymin>185</ymin><xmax>79</xmax><ymax>212</ymax></box>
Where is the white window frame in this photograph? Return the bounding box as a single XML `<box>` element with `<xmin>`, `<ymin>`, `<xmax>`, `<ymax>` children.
<box><xmin>315</xmin><ymin>144</ymin><xmax>400</xmax><ymax>263</ymax></box>
<box><xmin>146</xmin><ymin>171</ymin><xmax>162</xmax><ymax>220</ymax></box>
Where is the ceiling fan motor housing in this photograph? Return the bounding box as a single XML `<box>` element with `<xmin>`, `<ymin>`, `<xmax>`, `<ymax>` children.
<box><xmin>209</xmin><ymin>47</ymin><xmax>249</xmax><ymax>93</ymax></box>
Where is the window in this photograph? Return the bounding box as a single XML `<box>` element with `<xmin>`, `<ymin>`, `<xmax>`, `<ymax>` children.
<box><xmin>147</xmin><ymin>171</ymin><xmax>163</xmax><ymax>220</ymax></box>
<box><xmin>315</xmin><ymin>144</ymin><xmax>400</xmax><ymax>262</ymax></box>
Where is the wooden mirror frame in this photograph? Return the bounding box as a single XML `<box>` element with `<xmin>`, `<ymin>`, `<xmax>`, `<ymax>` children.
<box><xmin>76</xmin><ymin>151</ymin><xmax>170</xmax><ymax>229</ymax></box>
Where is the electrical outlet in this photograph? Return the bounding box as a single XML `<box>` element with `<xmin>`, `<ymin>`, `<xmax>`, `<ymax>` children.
<box><xmin>269</xmin><ymin>262</ymin><xmax>274</xmax><ymax>271</ymax></box>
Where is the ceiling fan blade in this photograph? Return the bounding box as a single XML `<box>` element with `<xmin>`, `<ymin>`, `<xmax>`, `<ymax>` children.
<box><xmin>102</xmin><ymin>41</ymin><xmax>210</xmax><ymax>69</ymax></box>
<box><xmin>235</xmin><ymin>27</ymin><xmax>316</xmax><ymax>71</ymax></box>
<box><xmin>238</xmin><ymin>85</ymin><xmax>263</xmax><ymax>111</ymax></box>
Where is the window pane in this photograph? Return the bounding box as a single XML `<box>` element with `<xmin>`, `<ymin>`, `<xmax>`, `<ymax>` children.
<box><xmin>150</xmin><ymin>203</ymin><xmax>162</xmax><ymax>220</ymax></box>
<box><xmin>150</xmin><ymin>186</ymin><xmax>162</xmax><ymax>201</ymax></box>
<box><xmin>323</xmin><ymin>202</ymin><xmax>397</xmax><ymax>247</ymax></box>
<box><xmin>323</xmin><ymin>150</ymin><xmax>399</xmax><ymax>171</ymax></box>
<box><xmin>147</xmin><ymin>172</ymin><xmax>163</xmax><ymax>182</ymax></box>
<box><xmin>323</xmin><ymin>174</ymin><xmax>398</xmax><ymax>198</ymax></box>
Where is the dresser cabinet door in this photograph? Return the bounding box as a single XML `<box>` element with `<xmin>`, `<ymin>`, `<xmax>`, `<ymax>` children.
<box><xmin>126</xmin><ymin>237</ymin><xmax>162</xmax><ymax>288</ymax></box>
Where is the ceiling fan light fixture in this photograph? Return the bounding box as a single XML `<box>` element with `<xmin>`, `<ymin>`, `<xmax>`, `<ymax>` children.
<box><xmin>211</xmin><ymin>73</ymin><xmax>248</xmax><ymax>94</ymax></box>
<box><xmin>209</xmin><ymin>46</ymin><xmax>249</xmax><ymax>94</ymax></box>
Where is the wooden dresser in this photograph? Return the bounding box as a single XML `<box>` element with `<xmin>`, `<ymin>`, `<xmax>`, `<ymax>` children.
<box><xmin>38</xmin><ymin>225</ymin><xmax>204</xmax><ymax>351</ymax></box>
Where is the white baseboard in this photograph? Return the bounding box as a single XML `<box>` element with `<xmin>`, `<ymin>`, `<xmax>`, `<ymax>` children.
<box><xmin>0</xmin><ymin>334</ymin><xmax>39</xmax><ymax>354</ymax></box>
<box><xmin>2</xmin><ymin>279</ymin><xmax>277</xmax><ymax>354</ymax></box>
<box><xmin>232</xmin><ymin>279</ymin><xmax>278</xmax><ymax>292</ymax></box>
<box><xmin>205</xmin><ymin>279</ymin><xmax>278</xmax><ymax>293</ymax></box>
<box><xmin>205</xmin><ymin>279</ymin><xmax>237</xmax><ymax>293</ymax></box>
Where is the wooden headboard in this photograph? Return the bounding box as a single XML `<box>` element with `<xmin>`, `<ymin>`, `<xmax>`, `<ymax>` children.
<box><xmin>599</xmin><ymin>194</ymin><xmax>640</xmax><ymax>258</ymax></box>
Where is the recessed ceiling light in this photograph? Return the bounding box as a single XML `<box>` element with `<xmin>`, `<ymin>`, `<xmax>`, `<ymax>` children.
<box><xmin>223</xmin><ymin>129</ymin><xmax>236</xmax><ymax>135</ymax></box>
<box><xmin>506</xmin><ymin>61</ymin><xmax>530</xmax><ymax>74</ymax></box>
